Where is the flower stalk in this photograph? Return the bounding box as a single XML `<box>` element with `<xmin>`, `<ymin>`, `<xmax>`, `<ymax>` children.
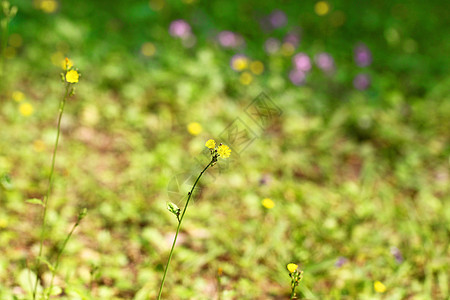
<box><xmin>157</xmin><ymin>139</ymin><xmax>230</xmax><ymax>299</ymax></box>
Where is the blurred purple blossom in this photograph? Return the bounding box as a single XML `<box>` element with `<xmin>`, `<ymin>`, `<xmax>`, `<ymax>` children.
<box><xmin>354</xmin><ymin>43</ymin><xmax>372</xmax><ymax>67</ymax></box>
<box><xmin>293</xmin><ymin>53</ymin><xmax>312</xmax><ymax>72</ymax></box>
<box><xmin>217</xmin><ymin>31</ymin><xmax>243</xmax><ymax>48</ymax></box>
<box><xmin>169</xmin><ymin>19</ymin><xmax>191</xmax><ymax>39</ymax></box>
<box><xmin>289</xmin><ymin>69</ymin><xmax>306</xmax><ymax>86</ymax></box>
<box><xmin>284</xmin><ymin>32</ymin><xmax>300</xmax><ymax>48</ymax></box>
<box><xmin>390</xmin><ymin>247</ymin><xmax>403</xmax><ymax>264</ymax></box>
<box><xmin>259</xmin><ymin>174</ymin><xmax>272</xmax><ymax>186</ymax></box>
<box><xmin>315</xmin><ymin>52</ymin><xmax>335</xmax><ymax>73</ymax></box>
<box><xmin>264</xmin><ymin>38</ymin><xmax>281</xmax><ymax>54</ymax></box>
<box><xmin>353</xmin><ymin>73</ymin><xmax>371</xmax><ymax>90</ymax></box>
<box><xmin>269</xmin><ymin>10</ymin><xmax>287</xmax><ymax>28</ymax></box>
<box><xmin>335</xmin><ymin>256</ymin><xmax>348</xmax><ymax>268</ymax></box>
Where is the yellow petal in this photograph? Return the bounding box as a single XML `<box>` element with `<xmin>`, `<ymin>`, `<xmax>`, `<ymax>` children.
<box><xmin>205</xmin><ymin>139</ymin><xmax>216</xmax><ymax>149</ymax></box>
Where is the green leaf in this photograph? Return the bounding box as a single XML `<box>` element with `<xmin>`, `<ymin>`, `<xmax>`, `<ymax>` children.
<box><xmin>45</xmin><ymin>285</ymin><xmax>62</xmax><ymax>296</ymax></box>
<box><xmin>37</xmin><ymin>256</ymin><xmax>55</xmax><ymax>271</ymax></box>
<box><xmin>26</xmin><ymin>198</ymin><xmax>45</xmax><ymax>207</ymax></box>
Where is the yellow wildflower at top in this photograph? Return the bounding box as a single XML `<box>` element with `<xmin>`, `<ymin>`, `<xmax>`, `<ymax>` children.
<box><xmin>205</xmin><ymin>139</ymin><xmax>216</xmax><ymax>149</ymax></box>
<box><xmin>187</xmin><ymin>122</ymin><xmax>202</xmax><ymax>136</ymax></box>
<box><xmin>374</xmin><ymin>281</ymin><xmax>386</xmax><ymax>293</ymax></box>
<box><xmin>287</xmin><ymin>263</ymin><xmax>298</xmax><ymax>273</ymax></box>
<box><xmin>66</xmin><ymin>70</ymin><xmax>79</xmax><ymax>83</ymax></box>
<box><xmin>261</xmin><ymin>198</ymin><xmax>275</xmax><ymax>209</ymax></box>
<box><xmin>217</xmin><ymin>144</ymin><xmax>231</xmax><ymax>158</ymax></box>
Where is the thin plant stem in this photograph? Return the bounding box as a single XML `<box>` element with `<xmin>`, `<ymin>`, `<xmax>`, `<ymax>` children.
<box><xmin>46</xmin><ymin>216</ymin><xmax>81</xmax><ymax>298</ymax></box>
<box><xmin>290</xmin><ymin>288</ymin><xmax>296</xmax><ymax>300</ymax></box>
<box><xmin>32</xmin><ymin>83</ymin><xmax>70</xmax><ymax>300</ymax></box>
<box><xmin>157</xmin><ymin>160</ymin><xmax>213</xmax><ymax>300</ymax></box>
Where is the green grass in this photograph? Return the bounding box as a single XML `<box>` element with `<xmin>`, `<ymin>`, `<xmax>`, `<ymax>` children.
<box><xmin>0</xmin><ymin>0</ymin><xmax>449</xmax><ymax>299</ymax></box>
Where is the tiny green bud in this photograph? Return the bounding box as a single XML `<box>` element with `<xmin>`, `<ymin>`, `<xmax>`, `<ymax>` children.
<box><xmin>78</xmin><ymin>208</ymin><xmax>88</xmax><ymax>220</ymax></box>
<box><xmin>167</xmin><ymin>202</ymin><xmax>181</xmax><ymax>219</ymax></box>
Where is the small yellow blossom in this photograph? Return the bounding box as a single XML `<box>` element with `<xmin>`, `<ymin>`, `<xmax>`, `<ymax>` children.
<box><xmin>205</xmin><ymin>139</ymin><xmax>216</xmax><ymax>149</ymax></box>
<box><xmin>250</xmin><ymin>61</ymin><xmax>264</xmax><ymax>75</ymax></box>
<box><xmin>19</xmin><ymin>103</ymin><xmax>34</xmax><ymax>116</ymax></box>
<box><xmin>63</xmin><ymin>57</ymin><xmax>73</xmax><ymax>70</ymax></box>
<box><xmin>315</xmin><ymin>1</ymin><xmax>330</xmax><ymax>16</ymax></box>
<box><xmin>239</xmin><ymin>72</ymin><xmax>253</xmax><ymax>85</ymax></box>
<box><xmin>12</xmin><ymin>91</ymin><xmax>25</xmax><ymax>102</ymax></box>
<box><xmin>287</xmin><ymin>263</ymin><xmax>298</xmax><ymax>273</ymax></box>
<box><xmin>66</xmin><ymin>70</ymin><xmax>79</xmax><ymax>83</ymax></box>
<box><xmin>33</xmin><ymin>140</ymin><xmax>46</xmax><ymax>152</ymax></box>
<box><xmin>141</xmin><ymin>42</ymin><xmax>156</xmax><ymax>57</ymax></box>
<box><xmin>40</xmin><ymin>0</ymin><xmax>58</xmax><ymax>13</ymax></box>
<box><xmin>261</xmin><ymin>198</ymin><xmax>275</xmax><ymax>209</ymax></box>
<box><xmin>374</xmin><ymin>281</ymin><xmax>386</xmax><ymax>293</ymax></box>
<box><xmin>232</xmin><ymin>57</ymin><xmax>248</xmax><ymax>71</ymax></box>
<box><xmin>187</xmin><ymin>122</ymin><xmax>202</xmax><ymax>136</ymax></box>
<box><xmin>281</xmin><ymin>43</ymin><xmax>295</xmax><ymax>56</ymax></box>
<box><xmin>217</xmin><ymin>144</ymin><xmax>231</xmax><ymax>158</ymax></box>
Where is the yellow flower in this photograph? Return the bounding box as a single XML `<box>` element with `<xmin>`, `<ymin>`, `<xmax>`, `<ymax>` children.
<box><xmin>217</xmin><ymin>144</ymin><xmax>231</xmax><ymax>158</ymax></box>
<box><xmin>40</xmin><ymin>0</ymin><xmax>58</xmax><ymax>13</ymax></box>
<box><xmin>66</xmin><ymin>70</ymin><xmax>79</xmax><ymax>83</ymax></box>
<box><xmin>250</xmin><ymin>61</ymin><xmax>264</xmax><ymax>75</ymax></box>
<box><xmin>287</xmin><ymin>263</ymin><xmax>298</xmax><ymax>273</ymax></box>
<box><xmin>19</xmin><ymin>103</ymin><xmax>34</xmax><ymax>116</ymax></box>
<box><xmin>141</xmin><ymin>42</ymin><xmax>156</xmax><ymax>57</ymax></box>
<box><xmin>261</xmin><ymin>198</ymin><xmax>275</xmax><ymax>209</ymax></box>
<box><xmin>33</xmin><ymin>140</ymin><xmax>46</xmax><ymax>152</ymax></box>
<box><xmin>374</xmin><ymin>281</ymin><xmax>386</xmax><ymax>293</ymax></box>
<box><xmin>187</xmin><ymin>122</ymin><xmax>202</xmax><ymax>136</ymax></box>
<box><xmin>205</xmin><ymin>139</ymin><xmax>216</xmax><ymax>149</ymax></box>
<box><xmin>315</xmin><ymin>1</ymin><xmax>330</xmax><ymax>16</ymax></box>
<box><xmin>12</xmin><ymin>91</ymin><xmax>25</xmax><ymax>102</ymax></box>
<box><xmin>63</xmin><ymin>57</ymin><xmax>73</xmax><ymax>70</ymax></box>
<box><xmin>239</xmin><ymin>72</ymin><xmax>253</xmax><ymax>85</ymax></box>
<box><xmin>281</xmin><ymin>42</ymin><xmax>295</xmax><ymax>56</ymax></box>
<box><xmin>232</xmin><ymin>57</ymin><xmax>248</xmax><ymax>71</ymax></box>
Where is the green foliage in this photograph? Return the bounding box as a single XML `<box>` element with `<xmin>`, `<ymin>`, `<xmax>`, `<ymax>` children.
<box><xmin>0</xmin><ymin>0</ymin><xmax>449</xmax><ymax>299</ymax></box>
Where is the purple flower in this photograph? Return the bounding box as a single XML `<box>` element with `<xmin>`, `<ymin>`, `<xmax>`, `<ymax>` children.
<box><xmin>390</xmin><ymin>247</ymin><xmax>403</xmax><ymax>264</ymax></box>
<box><xmin>169</xmin><ymin>19</ymin><xmax>191</xmax><ymax>39</ymax></box>
<box><xmin>354</xmin><ymin>43</ymin><xmax>372</xmax><ymax>67</ymax></box>
<box><xmin>259</xmin><ymin>174</ymin><xmax>272</xmax><ymax>186</ymax></box>
<box><xmin>353</xmin><ymin>73</ymin><xmax>371</xmax><ymax>90</ymax></box>
<box><xmin>269</xmin><ymin>10</ymin><xmax>287</xmax><ymax>28</ymax></box>
<box><xmin>315</xmin><ymin>52</ymin><xmax>335</xmax><ymax>73</ymax></box>
<box><xmin>293</xmin><ymin>53</ymin><xmax>311</xmax><ymax>72</ymax></box>
<box><xmin>264</xmin><ymin>38</ymin><xmax>280</xmax><ymax>54</ymax></box>
<box><xmin>335</xmin><ymin>256</ymin><xmax>348</xmax><ymax>268</ymax></box>
<box><xmin>217</xmin><ymin>31</ymin><xmax>243</xmax><ymax>48</ymax></box>
<box><xmin>289</xmin><ymin>69</ymin><xmax>306</xmax><ymax>86</ymax></box>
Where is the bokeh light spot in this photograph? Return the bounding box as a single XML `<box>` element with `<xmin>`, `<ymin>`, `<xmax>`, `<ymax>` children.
<box><xmin>250</xmin><ymin>61</ymin><xmax>264</xmax><ymax>75</ymax></box>
<box><xmin>239</xmin><ymin>72</ymin><xmax>253</xmax><ymax>85</ymax></box>
<box><xmin>315</xmin><ymin>1</ymin><xmax>330</xmax><ymax>16</ymax></box>
<box><xmin>141</xmin><ymin>42</ymin><xmax>156</xmax><ymax>57</ymax></box>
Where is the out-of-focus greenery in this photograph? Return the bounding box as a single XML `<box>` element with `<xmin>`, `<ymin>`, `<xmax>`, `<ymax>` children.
<box><xmin>0</xmin><ymin>0</ymin><xmax>449</xmax><ymax>299</ymax></box>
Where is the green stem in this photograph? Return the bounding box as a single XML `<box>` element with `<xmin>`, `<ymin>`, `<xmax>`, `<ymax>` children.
<box><xmin>157</xmin><ymin>160</ymin><xmax>213</xmax><ymax>300</ymax></box>
<box><xmin>32</xmin><ymin>83</ymin><xmax>70</xmax><ymax>300</ymax></box>
<box><xmin>47</xmin><ymin>217</ymin><xmax>80</xmax><ymax>299</ymax></box>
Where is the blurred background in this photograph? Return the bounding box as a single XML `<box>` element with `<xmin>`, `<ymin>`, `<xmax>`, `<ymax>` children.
<box><xmin>0</xmin><ymin>0</ymin><xmax>449</xmax><ymax>299</ymax></box>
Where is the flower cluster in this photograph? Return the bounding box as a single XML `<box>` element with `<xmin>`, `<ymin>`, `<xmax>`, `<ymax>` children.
<box><xmin>205</xmin><ymin>139</ymin><xmax>231</xmax><ymax>164</ymax></box>
<box><xmin>287</xmin><ymin>263</ymin><xmax>303</xmax><ymax>297</ymax></box>
<box><xmin>62</xmin><ymin>57</ymin><xmax>80</xmax><ymax>84</ymax></box>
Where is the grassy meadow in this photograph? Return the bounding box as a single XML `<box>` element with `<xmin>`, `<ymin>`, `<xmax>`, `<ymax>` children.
<box><xmin>0</xmin><ymin>0</ymin><xmax>449</xmax><ymax>299</ymax></box>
